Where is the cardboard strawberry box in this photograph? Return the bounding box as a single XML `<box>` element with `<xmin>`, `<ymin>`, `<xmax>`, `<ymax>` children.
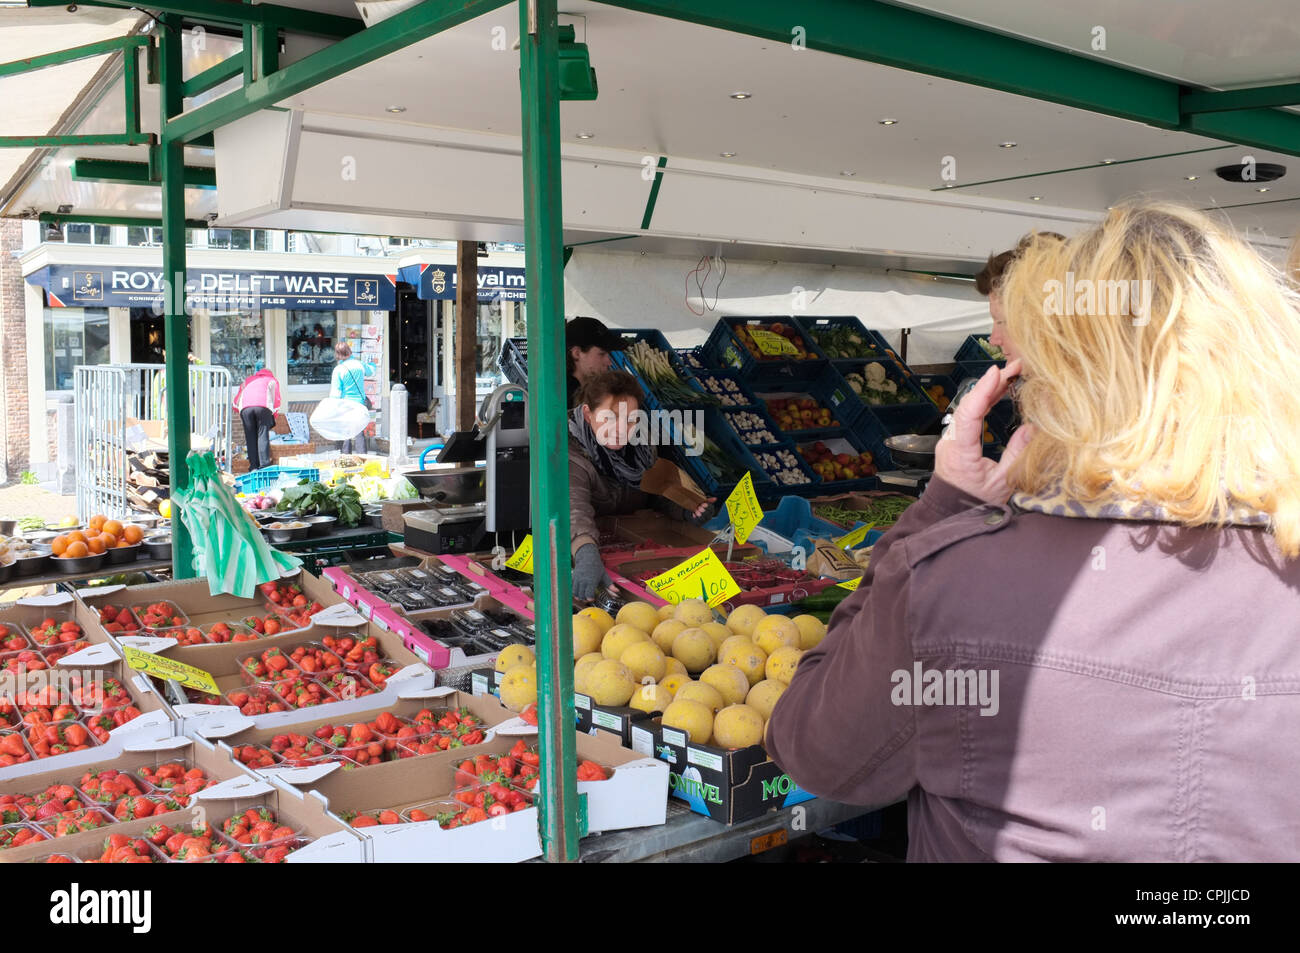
<box><xmin>631</xmin><ymin>718</ymin><xmax>814</xmax><ymax>825</ymax></box>
<box><xmin>0</xmin><ymin>732</ymin><xmax>363</xmax><ymax>863</ymax></box>
<box><xmin>188</xmin><ymin>687</ymin><xmax>513</xmax><ymax>776</ymax></box>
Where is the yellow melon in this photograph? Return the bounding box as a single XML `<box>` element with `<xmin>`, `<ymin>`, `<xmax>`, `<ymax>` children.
<box><xmin>746</xmin><ymin>679</ymin><xmax>787</xmax><ymax>721</ymax></box>
<box><xmin>616</xmin><ymin>601</ymin><xmax>661</xmax><ymax>634</ymax></box>
<box><xmin>628</xmin><ymin>682</ymin><xmax>674</xmax><ymax>715</ymax></box>
<box><xmin>495</xmin><ymin>643</ymin><xmax>535</xmax><ymax>673</ymax></box>
<box><xmin>578</xmin><ymin>606</ymin><xmax>615</xmax><ymax>635</ymax></box>
<box><xmin>662</xmin><ymin>699</ymin><xmax>713</xmax><ymax>745</ymax></box>
<box><xmin>675</xmin><ymin>680</ymin><xmax>725</xmax><ymax>713</ymax></box>
<box><xmin>619</xmin><ymin>641</ymin><xmax>667</xmax><ymax>683</ymax></box>
<box><xmin>791</xmin><ymin>614</ymin><xmax>827</xmax><ymax>650</ymax></box>
<box><xmin>673</xmin><ymin>598</ymin><xmax>713</xmax><ymax>627</ymax></box>
<box><xmin>657</xmin><ymin>603</ymin><xmax>676</xmax><ymax>621</ymax></box>
<box><xmin>572</xmin><ymin>614</ymin><xmax>605</xmax><ymax>657</ymax></box>
<box><xmin>658</xmin><ymin>673</ymin><xmax>691</xmax><ymax>696</ymax></box>
<box><xmin>671</xmin><ymin>627</ymin><xmax>716</xmax><ymax>674</ymax></box>
<box><xmin>498</xmin><ymin>664</ymin><xmax>538</xmax><ymax>712</ymax></box>
<box><xmin>721</xmin><ymin>640</ymin><xmax>768</xmax><ymax>686</ymax></box>
<box><xmin>725</xmin><ymin>604</ymin><xmax>766</xmax><ymax>638</ymax></box>
<box><xmin>753</xmin><ymin>615</ymin><xmax>801</xmax><ymax>655</ymax></box>
<box><xmin>765</xmin><ymin>645</ymin><xmax>804</xmax><ymax>685</ymax></box>
<box><xmin>699</xmin><ymin>663</ymin><xmax>751</xmax><ymax>707</ymax></box>
<box><xmin>587</xmin><ymin>660</ymin><xmax>636</xmax><ymax>707</ymax></box>
<box><xmin>700</xmin><ymin>622</ymin><xmax>733</xmax><ymax>653</ymax></box>
<box><xmin>574</xmin><ymin>652</ymin><xmax>605</xmax><ymax>694</ymax></box>
<box><xmin>712</xmin><ymin>704</ymin><xmax>765</xmax><ymax>749</ymax></box>
<box><xmin>601</xmin><ymin>623</ymin><xmax>650</xmax><ymax>660</ymax></box>
<box><xmin>651</xmin><ymin>619</ymin><xmax>687</xmax><ymax>654</ymax></box>
<box><xmin>662</xmin><ymin>656</ymin><xmax>687</xmax><ymax>677</ymax></box>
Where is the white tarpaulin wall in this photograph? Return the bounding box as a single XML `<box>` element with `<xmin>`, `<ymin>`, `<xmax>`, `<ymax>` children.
<box><xmin>564</xmin><ymin>248</ymin><xmax>993</xmax><ymax>366</ymax></box>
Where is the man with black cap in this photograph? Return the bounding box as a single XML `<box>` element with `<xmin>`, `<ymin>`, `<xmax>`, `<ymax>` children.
<box><xmin>566</xmin><ymin>316</ymin><xmax>624</xmax><ymax>407</ymax></box>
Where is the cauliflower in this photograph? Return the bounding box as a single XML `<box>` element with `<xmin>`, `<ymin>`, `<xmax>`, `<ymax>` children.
<box><xmin>864</xmin><ymin>363</ymin><xmax>887</xmax><ymax>386</ymax></box>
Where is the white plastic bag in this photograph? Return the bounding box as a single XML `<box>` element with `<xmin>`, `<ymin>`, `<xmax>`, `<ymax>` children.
<box><xmin>310</xmin><ymin>398</ymin><xmax>370</xmax><ymax>440</ymax></box>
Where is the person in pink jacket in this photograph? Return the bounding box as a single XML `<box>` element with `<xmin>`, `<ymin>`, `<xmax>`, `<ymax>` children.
<box><xmin>767</xmin><ymin>202</ymin><xmax>1300</xmax><ymax>861</ymax></box>
<box><xmin>233</xmin><ymin>363</ymin><xmax>282</xmax><ymax>471</ymax></box>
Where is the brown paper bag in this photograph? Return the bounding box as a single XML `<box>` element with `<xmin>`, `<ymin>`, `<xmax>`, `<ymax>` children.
<box><xmin>639</xmin><ymin>459</ymin><xmax>708</xmax><ymax>512</ymax></box>
<box><xmin>806</xmin><ymin>537</ymin><xmax>861</xmax><ymax>580</ymax></box>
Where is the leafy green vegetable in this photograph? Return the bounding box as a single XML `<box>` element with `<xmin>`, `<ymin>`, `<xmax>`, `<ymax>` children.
<box><xmin>275</xmin><ymin>480</ymin><xmax>364</xmax><ymax>527</ymax></box>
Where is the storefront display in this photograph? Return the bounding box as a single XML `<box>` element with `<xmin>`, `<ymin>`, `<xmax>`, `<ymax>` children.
<box><xmin>43</xmin><ymin>307</ymin><xmax>109</xmax><ymax>392</ymax></box>
<box><xmin>286</xmin><ymin>311</ymin><xmax>338</xmax><ymax>385</ymax></box>
<box><xmin>208</xmin><ymin>310</ymin><xmax>267</xmax><ymax>384</ymax></box>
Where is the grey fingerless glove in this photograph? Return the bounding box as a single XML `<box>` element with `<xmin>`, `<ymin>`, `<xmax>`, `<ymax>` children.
<box><xmin>572</xmin><ymin>543</ymin><xmax>609</xmax><ymax>602</ymax></box>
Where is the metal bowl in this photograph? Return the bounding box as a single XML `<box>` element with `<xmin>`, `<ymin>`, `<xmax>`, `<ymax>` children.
<box><xmin>105</xmin><ymin>542</ymin><xmax>143</xmax><ymax>565</ymax></box>
<box><xmin>303</xmin><ymin>515</ymin><xmax>337</xmax><ymax>537</ymax></box>
<box><xmin>13</xmin><ymin>550</ymin><xmax>51</xmax><ymax>576</ymax></box>
<box><xmin>50</xmin><ymin>551</ymin><xmax>108</xmax><ymax>575</ymax></box>
<box><xmin>23</xmin><ymin>530</ymin><xmax>60</xmax><ymax>545</ymax></box>
<box><xmin>141</xmin><ymin>534</ymin><xmax>172</xmax><ymax>561</ymax></box>
<box><xmin>263</xmin><ymin>522</ymin><xmax>311</xmax><ymax>544</ymax></box>
<box><xmin>0</xmin><ymin>560</ymin><xmax>13</xmax><ymax>583</ymax></box>
<box><xmin>884</xmin><ymin>433</ymin><xmax>940</xmax><ymax>470</ymax></box>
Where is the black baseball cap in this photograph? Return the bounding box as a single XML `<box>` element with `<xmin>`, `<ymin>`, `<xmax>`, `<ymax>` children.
<box><xmin>566</xmin><ymin>316</ymin><xmax>624</xmax><ymax>352</ymax></box>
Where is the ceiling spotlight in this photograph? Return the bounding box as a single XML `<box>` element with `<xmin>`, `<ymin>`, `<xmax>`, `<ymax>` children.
<box><xmin>729</xmin><ymin>92</ymin><xmax>752</xmax><ymax>100</ymax></box>
<box><xmin>385</xmin><ymin>105</ymin><xmax>406</xmax><ymax>113</ymax></box>
<box><xmin>1215</xmin><ymin>162</ymin><xmax>1286</xmax><ymax>182</ymax></box>
<box><xmin>66</xmin><ymin>4</ymin><xmax>77</xmax><ymax>11</ymax></box>
<box><xmin>839</xmin><ymin>171</ymin><xmax>856</xmax><ymax>177</ymax></box>
<box><xmin>999</xmin><ymin>142</ymin><xmax>1017</xmax><ymax>149</ymax></box>
<box><xmin>1257</xmin><ymin>187</ymin><xmax>1270</xmax><ymax>193</ymax></box>
<box><xmin>1101</xmin><ymin>158</ymin><xmax>1117</xmax><ymax>164</ymax></box>
<box><xmin>719</xmin><ymin>152</ymin><xmax>737</xmax><ymax>158</ymax></box>
<box><xmin>1030</xmin><ymin>195</ymin><xmax>1042</xmax><ymax>201</ymax></box>
<box><xmin>1185</xmin><ymin>175</ymin><xmax>1199</xmax><ymax>181</ymax></box>
<box><xmin>575</xmin><ymin>132</ymin><xmax>594</xmax><ymax>139</ymax></box>
<box><xmin>205</xmin><ymin>212</ymin><xmax>219</xmax><ymax>222</ymax></box>
<box><xmin>878</xmin><ymin>119</ymin><xmax>898</xmax><ymax>125</ymax></box>
<box><xmin>56</xmin><ymin>204</ymin><xmax>72</xmax><ymax>214</ymax></box>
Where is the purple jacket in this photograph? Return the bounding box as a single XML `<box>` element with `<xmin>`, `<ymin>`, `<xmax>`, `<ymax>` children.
<box><xmin>766</xmin><ymin>476</ymin><xmax>1300</xmax><ymax>861</ymax></box>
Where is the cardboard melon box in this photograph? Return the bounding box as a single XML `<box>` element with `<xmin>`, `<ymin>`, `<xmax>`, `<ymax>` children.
<box><xmin>267</xmin><ymin>697</ymin><xmax>668</xmax><ymax>862</ymax></box>
<box><xmin>467</xmin><ymin>669</ymin><xmax>650</xmax><ymax>748</ymax></box>
<box><xmin>0</xmin><ymin>731</ymin><xmax>363</xmax><ymax>863</ymax></box>
<box><xmin>631</xmin><ymin>718</ymin><xmax>814</xmax><ymax>825</ymax></box>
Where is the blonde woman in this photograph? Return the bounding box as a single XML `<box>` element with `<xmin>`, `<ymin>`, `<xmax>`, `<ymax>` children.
<box><xmin>767</xmin><ymin>203</ymin><xmax>1300</xmax><ymax>861</ymax></box>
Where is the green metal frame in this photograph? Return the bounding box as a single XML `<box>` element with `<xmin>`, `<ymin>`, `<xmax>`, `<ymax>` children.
<box><xmin>640</xmin><ymin>155</ymin><xmax>667</xmax><ymax>229</ymax></box>
<box><xmin>182</xmin><ymin>55</ymin><xmax>243</xmax><ymax>98</ymax></box>
<box><xmin>158</xmin><ymin>15</ymin><xmax>197</xmax><ymax>580</ymax></box>
<box><xmin>1181</xmin><ymin>82</ymin><xmax>1300</xmax><ymax>114</ymax></box>
<box><xmin>71</xmin><ymin>157</ymin><xmax>217</xmax><ymax>189</ymax></box>
<box><xmin>519</xmin><ymin>0</ymin><xmax>580</xmax><ymax>863</ymax></box>
<box><xmin>0</xmin><ymin>35</ymin><xmax>152</xmax><ymax>149</ymax></box>
<box><xmin>163</xmin><ymin>0</ymin><xmax>510</xmax><ymax>144</ymax></box>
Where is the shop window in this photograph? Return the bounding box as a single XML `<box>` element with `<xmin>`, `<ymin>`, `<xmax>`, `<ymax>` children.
<box><xmin>127</xmin><ymin>226</ymin><xmax>162</xmax><ymax>246</ymax></box>
<box><xmin>63</xmin><ymin>223</ymin><xmax>112</xmax><ymax>245</ymax></box>
<box><xmin>207</xmin><ymin>310</ymin><xmax>266</xmax><ymax>384</ymax></box>
<box><xmin>207</xmin><ymin>228</ymin><xmax>272</xmax><ymax>251</ymax></box>
<box><xmin>44</xmin><ymin>307</ymin><xmax>110</xmax><ymax>391</ymax></box>
<box><xmin>286</xmin><ymin>311</ymin><xmax>339</xmax><ymax>385</ymax></box>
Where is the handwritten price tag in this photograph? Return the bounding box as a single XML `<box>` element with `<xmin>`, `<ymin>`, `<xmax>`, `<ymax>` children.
<box><xmin>749</xmin><ymin>327</ymin><xmax>799</xmax><ymax>356</ymax></box>
<box><xmin>645</xmin><ymin>549</ymin><xmax>741</xmax><ymax>608</ymax></box>
<box><xmin>725</xmin><ymin>472</ymin><xmax>763</xmax><ymax>545</ymax></box>
<box><xmin>835</xmin><ymin>522</ymin><xmax>875</xmax><ymax>551</ymax></box>
<box><xmin>505</xmin><ymin>535</ymin><xmax>534</xmax><ymax>574</ymax></box>
<box><xmin>122</xmin><ymin>646</ymin><xmax>220</xmax><ymax>695</ymax></box>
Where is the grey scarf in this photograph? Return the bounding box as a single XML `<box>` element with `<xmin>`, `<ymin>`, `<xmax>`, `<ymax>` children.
<box><xmin>568</xmin><ymin>406</ymin><xmax>656</xmax><ymax>488</ymax></box>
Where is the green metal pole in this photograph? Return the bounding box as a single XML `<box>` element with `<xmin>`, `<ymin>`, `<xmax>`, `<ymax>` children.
<box><xmin>158</xmin><ymin>20</ymin><xmax>197</xmax><ymax>579</ymax></box>
<box><xmin>519</xmin><ymin>0</ymin><xmax>579</xmax><ymax>862</ymax></box>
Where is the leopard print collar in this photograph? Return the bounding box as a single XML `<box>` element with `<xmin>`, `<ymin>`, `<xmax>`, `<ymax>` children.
<box><xmin>1009</xmin><ymin>485</ymin><xmax>1271</xmax><ymax>527</ymax></box>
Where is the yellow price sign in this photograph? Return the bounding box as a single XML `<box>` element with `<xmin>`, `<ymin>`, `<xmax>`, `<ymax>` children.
<box><xmin>837</xmin><ymin>575</ymin><xmax>863</xmax><ymax>592</ymax></box>
<box><xmin>749</xmin><ymin>327</ymin><xmax>799</xmax><ymax>356</ymax></box>
<box><xmin>645</xmin><ymin>548</ymin><xmax>741</xmax><ymax>608</ymax></box>
<box><xmin>835</xmin><ymin>522</ymin><xmax>875</xmax><ymax>551</ymax></box>
<box><xmin>725</xmin><ymin>472</ymin><xmax>763</xmax><ymax>545</ymax></box>
<box><xmin>122</xmin><ymin>645</ymin><xmax>220</xmax><ymax>695</ymax></box>
<box><xmin>505</xmin><ymin>535</ymin><xmax>534</xmax><ymax>574</ymax></box>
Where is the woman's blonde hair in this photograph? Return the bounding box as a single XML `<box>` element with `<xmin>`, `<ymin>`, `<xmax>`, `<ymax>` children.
<box><xmin>1001</xmin><ymin>202</ymin><xmax>1300</xmax><ymax>557</ymax></box>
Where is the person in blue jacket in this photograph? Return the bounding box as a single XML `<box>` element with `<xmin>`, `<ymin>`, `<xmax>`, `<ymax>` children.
<box><xmin>330</xmin><ymin>341</ymin><xmax>371</xmax><ymax>454</ymax></box>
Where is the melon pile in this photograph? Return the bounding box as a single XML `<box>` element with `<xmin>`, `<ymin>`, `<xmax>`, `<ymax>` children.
<box><xmin>571</xmin><ymin>599</ymin><xmax>825</xmax><ymax>750</ymax></box>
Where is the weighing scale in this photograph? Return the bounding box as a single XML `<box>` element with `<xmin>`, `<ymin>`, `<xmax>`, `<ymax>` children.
<box><xmin>402</xmin><ymin>384</ymin><xmax>531</xmax><ymax>554</ymax></box>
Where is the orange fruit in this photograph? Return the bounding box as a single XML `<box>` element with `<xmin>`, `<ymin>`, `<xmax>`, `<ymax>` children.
<box><xmin>65</xmin><ymin>531</ymin><xmax>87</xmax><ymax>546</ymax></box>
<box><xmin>50</xmin><ymin>536</ymin><xmax>68</xmax><ymax>557</ymax></box>
<box><xmin>64</xmin><ymin>541</ymin><xmax>88</xmax><ymax>559</ymax></box>
<box><xmin>86</xmin><ymin>537</ymin><xmax>107</xmax><ymax>555</ymax></box>
<box><xmin>102</xmin><ymin>519</ymin><xmax>124</xmax><ymax>538</ymax></box>
<box><xmin>116</xmin><ymin>539</ymin><xmax>131</xmax><ymax>548</ymax></box>
<box><xmin>88</xmin><ymin>515</ymin><xmax>106</xmax><ymax>533</ymax></box>
<box><xmin>122</xmin><ymin>525</ymin><xmax>143</xmax><ymax>544</ymax></box>
<box><xmin>97</xmin><ymin>532</ymin><xmax>117</xmax><ymax>550</ymax></box>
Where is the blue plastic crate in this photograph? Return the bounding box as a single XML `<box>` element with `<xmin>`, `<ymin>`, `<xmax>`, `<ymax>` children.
<box><xmin>701</xmin><ymin>317</ymin><xmax>824</xmax><ymax>381</ymax></box>
<box><xmin>672</xmin><ymin>407</ymin><xmax>772</xmax><ymax>499</ymax></box>
<box><xmin>747</xmin><ymin>443</ymin><xmax>821</xmax><ymax>500</ymax></box>
<box><xmin>796</xmin><ymin>316</ymin><xmax>894</xmax><ymax>362</ymax></box>
<box><xmin>788</xmin><ymin>429</ymin><xmax>883</xmax><ymax>494</ymax></box>
<box><xmin>498</xmin><ymin>337</ymin><xmax>528</xmax><ymax>386</ymax></box>
<box><xmin>693</xmin><ymin>369</ymin><xmax>762</xmax><ymax>410</ymax></box>
<box><xmin>235</xmin><ymin>466</ymin><xmax>321</xmax><ymax>494</ymax></box>
<box><xmin>915</xmin><ymin>373</ymin><xmax>956</xmax><ymax>413</ymax></box>
<box><xmin>837</xmin><ymin>359</ymin><xmax>931</xmax><ymax>434</ymax></box>
<box><xmin>955</xmin><ymin>334</ymin><xmax>1007</xmax><ymax>367</ymax></box>
<box><xmin>720</xmin><ymin>406</ymin><xmax>784</xmax><ymax>450</ymax></box>
<box><xmin>753</xmin><ymin>366</ymin><xmax>865</xmax><ymax>439</ymax></box>
<box><xmin>611</xmin><ymin>350</ymin><xmax>714</xmax><ymax>410</ymax></box>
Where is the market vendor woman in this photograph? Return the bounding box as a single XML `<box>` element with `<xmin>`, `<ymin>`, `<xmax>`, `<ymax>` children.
<box><xmin>566</xmin><ymin>316</ymin><xmax>623</xmax><ymax>407</ymax></box>
<box><xmin>569</xmin><ymin>370</ymin><xmax>714</xmax><ymax>601</ymax></box>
